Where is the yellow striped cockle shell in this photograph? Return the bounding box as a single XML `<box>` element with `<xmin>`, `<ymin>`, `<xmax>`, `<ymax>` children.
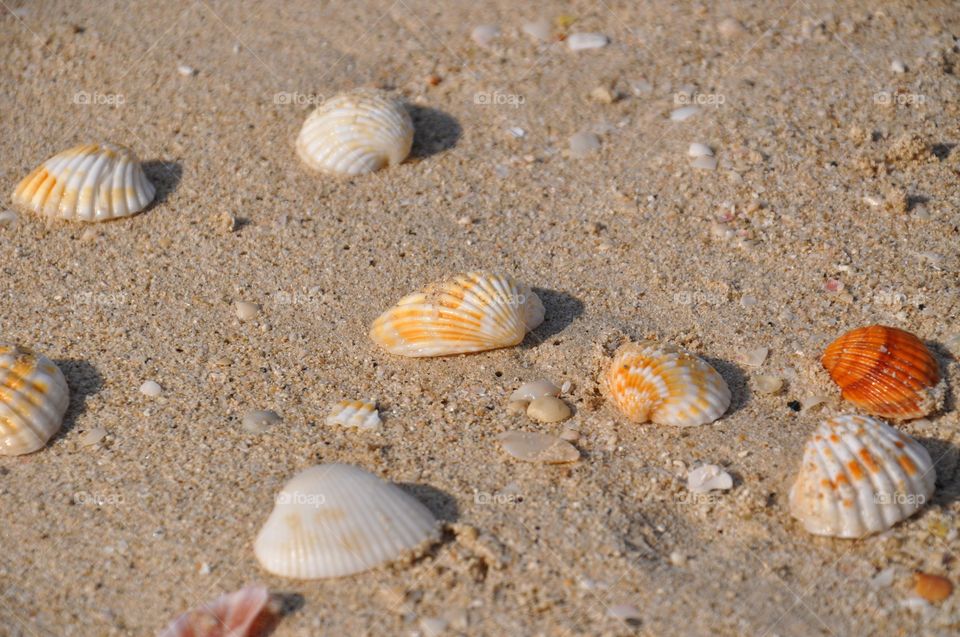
<box><xmin>0</xmin><ymin>345</ymin><xmax>70</xmax><ymax>455</ymax></box>
<box><xmin>325</xmin><ymin>399</ymin><xmax>382</xmax><ymax>430</ymax></box>
<box><xmin>789</xmin><ymin>414</ymin><xmax>935</xmax><ymax>538</ymax></box>
<box><xmin>604</xmin><ymin>340</ymin><xmax>731</xmax><ymax>426</ymax></box>
<box><xmin>369</xmin><ymin>272</ymin><xmax>545</xmax><ymax>357</ymax></box>
<box><xmin>296</xmin><ymin>89</ymin><xmax>414</xmax><ymax>176</ymax></box>
<box><xmin>12</xmin><ymin>142</ymin><xmax>156</xmax><ymax>222</ymax></box>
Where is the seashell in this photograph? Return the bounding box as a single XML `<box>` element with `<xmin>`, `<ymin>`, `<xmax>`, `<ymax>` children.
<box><xmin>914</xmin><ymin>572</ymin><xmax>953</xmax><ymax>603</ymax></box>
<box><xmin>604</xmin><ymin>340</ymin><xmax>731</xmax><ymax>426</ymax></box>
<box><xmin>296</xmin><ymin>89</ymin><xmax>414</xmax><ymax>176</ymax></box>
<box><xmin>12</xmin><ymin>142</ymin><xmax>155</xmax><ymax>222</ymax></box>
<box><xmin>158</xmin><ymin>584</ymin><xmax>281</xmax><ymax>637</ymax></box>
<box><xmin>369</xmin><ymin>271</ymin><xmax>545</xmax><ymax>357</ymax></box>
<box><xmin>242</xmin><ymin>409</ymin><xmax>282</xmax><ymax>434</ymax></box>
<box><xmin>325</xmin><ymin>399</ymin><xmax>381</xmax><ymax>430</ymax></box>
<box><xmin>821</xmin><ymin>325</ymin><xmax>943</xmax><ymax>420</ymax></box>
<box><xmin>0</xmin><ymin>345</ymin><xmax>70</xmax><ymax>455</ymax></box>
<box><xmin>254</xmin><ymin>464</ymin><xmax>438</xmax><ymax>578</ymax></box>
<box><xmin>497</xmin><ymin>431</ymin><xmax>579</xmax><ymax>463</ymax></box>
<box><xmin>788</xmin><ymin>414</ymin><xmax>935</xmax><ymax>538</ymax></box>
<box><xmin>510</xmin><ymin>379</ymin><xmax>560</xmax><ymax>402</ymax></box>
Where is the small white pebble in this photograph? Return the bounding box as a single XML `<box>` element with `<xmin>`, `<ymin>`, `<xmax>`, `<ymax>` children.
<box><xmin>235</xmin><ymin>301</ymin><xmax>259</xmax><ymax>321</ymax></box>
<box><xmin>569</xmin><ymin>132</ymin><xmax>601</xmax><ymax>157</ymax></box>
<box><xmin>670</xmin><ymin>106</ymin><xmax>700</xmax><ymax>121</ymax></box>
<box><xmin>507</xmin><ymin>126</ymin><xmax>525</xmax><ymax>138</ymax></box>
<box><xmin>691</xmin><ymin>155</ymin><xmax>718</xmax><ymax>170</ymax></box>
<box><xmin>522</xmin><ymin>19</ymin><xmax>552</xmax><ymax>42</ymax></box>
<box><xmin>890</xmin><ymin>59</ymin><xmax>906</xmax><ymax>73</ymax></box>
<box><xmin>801</xmin><ymin>395</ymin><xmax>828</xmax><ymax>413</ymax></box>
<box><xmin>717</xmin><ymin>17</ymin><xmax>747</xmax><ymax>38</ymax></box>
<box><xmin>241</xmin><ymin>409</ymin><xmax>282</xmax><ymax>434</ymax></box>
<box><xmin>687</xmin><ymin>464</ymin><xmax>733</xmax><ymax>493</ymax></box>
<box><xmin>78</xmin><ymin>427</ymin><xmax>108</xmax><ymax>447</ymax></box>
<box><xmin>738</xmin><ymin>346</ymin><xmax>768</xmax><ymax>367</ymax></box>
<box><xmin>688</xmin><ymin>142</ymin><xmax>713</xmax><ymax>158</ymax></box>
<box><xmin>863</xmin><ymin>194</ymin><xmax>882</xmax><ymax>207</ymax></box>
<box><xmin>140</xmin><ymin>380</ymin><xmax>162</xmax><ymax>397</ymax></box>
<box><xmin>471</xmin><ymin>24</ymin><xmax>500</xmax><ymax>47</ymax></box>
<box><xmin>198</xmin><ymin>562</ymin><xmax>211</xmax><ymax>575</ymax></box>
<box><xmin>527</xmin><ymin>396</ymin><xmax>572</xmax><ymax>423</ymax></box>
<box><xmin>567</xmin><ymin>32</ymin><xmax>609</xmax><ymax>51</ymax></box>
<box><xmin>177</xmin><ymin>64</ymin><xmax>196</xmax><ymax>77</ymax></box>
<box><xmin>607</xmin><ymin>603</ymin><xmax>642</xmax><ymax>621</ymax></box>
<box><xmin>669</xmin><ymin>551</ymin><xmax>687</xmax><ymax>566</ymax></box>
<box><xmin>871</xmin><ymin>567</ymin><xmax>896</xmax><ymax>589</ymax></box>
<box><xmin>560</xmin><ymin>380</ymin><xmax>572</xmax><ymax>394</ymax></box>
<box><xmin>754</xmin><ymin>375</ymin><xmax>784</xmax><ymax>394</ymax></box>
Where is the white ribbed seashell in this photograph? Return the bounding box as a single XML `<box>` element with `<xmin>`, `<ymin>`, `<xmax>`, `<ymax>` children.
<box><xmin>296</xmin><ymin>89</ymin><xmax>414</xmax><ymax>176</ymax></box>
<box><xmin>254</xmin><ymin>464</ymin><xmax>438</xmax><ymax>578</ymax></box>
<box><xmin>12</xmin><ymin>142</ymin><xmax>156</xmax><ymax>221</ymax></box>
<box><xmin>605</xmin><ymin>340</ymin><xmax>731</xmax><ymax>426</ymax></box>
<box><xmin>789</xmin><ymin>414</ymin><xmax>935</xmax><ymax>538</ymax></box>
<box><xmin>0</xmin><ymin>345</ymin><xmax>70</xmax><ymax>455</ymax></box>
<box><xmin>370</xmin><ymin>271</ymin><xmax>545</xmax><ymax>357</ymax></box>
<box><xmin>325</xmin><ymin>400</ymin><xmax>381</xmax><ymax>430</ymax></box>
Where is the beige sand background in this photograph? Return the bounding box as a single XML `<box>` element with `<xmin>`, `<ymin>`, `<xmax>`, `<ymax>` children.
<box><xmin>2</xmin><ymin>1</ymin><xmax>959</xmax><ymax>635</ymax></box>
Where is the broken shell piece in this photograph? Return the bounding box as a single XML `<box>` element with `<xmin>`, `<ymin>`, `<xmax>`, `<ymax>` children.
<box><xmin>526</xmin><ymin>396</ymin><xmax>572</xmax><ymax>423</ymax></box>
<box><xmin>567</xmin><ymin>33</ymin><xmax>609</xmax><ymax>51</ymax></box>
<box><xmin>738</xmin><ymin>347</ymin><xmax>768</xmax><ymax>367</ymax></box>
<box><xmin>605</xmin><ymin>340</ymin><xmax>731</xmax><ymax>426</ymax></box>
<box><xmin>688</xmin><ymin>142</ymin><xmax>713</xmax><ymax>157</ymax></box>
<box><xmin>800</xmin><ymin>395</ymin><xmax>829</xmax><ymax>413</ymax></box>
<box><xmin>687</xmin><ymin>464</ymin><xmax>733</xmax><ymax>493</ymax></box>
<box><xmin>158</xmin><ymin>584</ymin><xmax>281</xmax><ymax>637</ymax></box>
<box><xmin>12</xmin><ymin>142</ymin><xmax>156</xmax><ymax>222</ymax></box>
<box><xmin>754</xmin><ymin>375</ymin><xmax>784</xmax><ymax>394</ymax></box>
<box><xmin>254</xmin><ymin>464</ymin><xmax>438</xmax><ymax>578</ymax></box>
<box><xmin>608</xmin><ymin>603</ymin><xmax>642</xmax><ymax>622</ymax></box>
<box><xmin>325</xmin><ymin>400</ymin><xmax>381</xmax><ymax>430</ymax></box>
<box><xmin>242</xmin><ymin>410</ymin><xmax>282</xmax><ymax>434</ymax></box>
<box><xmin>914</xmin><ymin>572</ymin><xmax>953</xmax><ymax>603</ymax></box>
<box><xmin>296</xmin><ymin>89</ymin><xmax>414</xmax><ymax>176</ymax></box>
<box><xmin>821</xmin><ymin>325</ymin><xmax>943</xmax><ymax>420</ymax></box>
<box><xmin>510</xmin><ymin>379</ymin><xmax>560</xmax><ymax>402</ymax></box>
<box><xmin>369</xmin><ymin>271</ymin><xmax>544</xmax><ymax>357</ymax></box>
<box><xmin>788</xmin><ymin>414</ymin><xmax>935</xmax><ymax>538</ymax></box>
<box><xmin>497</xmin><ymin>431</ymin><xmax>579</xmax><ymax>463</ymax></box>
<box><xmin>0</xmin><ymin>345</ymin><xmax>70</xmax><ymax>456</ymax></box>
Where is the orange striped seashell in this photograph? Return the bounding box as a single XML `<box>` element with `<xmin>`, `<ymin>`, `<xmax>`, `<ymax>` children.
<box><xmin>369</xmin><ymin>272</ymin><xmax>545</xmax><ymax>357</ymax></box>
<box><xmin>821</xmin><ymin>325</ymin><xmax>943</xmax><ymax>420</ymax></box>
<box><xmin>604</xmin><ymin>340</ymin><xmax>731</xmax><ymax>426</ymax></box>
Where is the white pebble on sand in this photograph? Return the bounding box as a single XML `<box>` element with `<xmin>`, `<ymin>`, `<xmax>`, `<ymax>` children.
<box><xmin>471</xmin><ymin>24</ymin><xmax>500</xmax><ymax>47</ymax></box>
<box><xmin>235</xmin><ymin>301</ymin><xmax>259</xmax><ymax>321</ymax></box>
<box><xmin>78</xmin><ymin>427</ymin><xmax>108</xmax><ymax>447</ymax></box>
<box><xmin>669</xmin><ymin>551</ymin><xmax>687</xmax><ymax>566</ymax></box>
<box><xmin>670</xmin><ymin>105</ymin><xmax>700</xmax><ymax>121</ymax></box>
<box><xmin>608</xmin><ymin>603</ymin><xmax>642</xmax><ymax>621</ymax></box>
<box><xmin>687</xmin><ymin>464</ymin><xmax>733</xmax><ymax>493</ymax></box>
<box><xmin>507</xmin><ymin>126</ymin><xmax>525</xmax><ymax>138</ymax></box>
<box><xmin>527</xmin><ymin>396</ymin><xmax>572</xmax><ymax>423</ymax></box>
<box><xmin>738</xmin><ymin>346</ymin><xmax>768</xmax><ymax>367</ymax></box>
<box><xmin>569</xmin><ymin>132</ymin><xmax>600</xmax><ymax>157</ymax></box>
<box><xmin>717</xmin><ymin>17</ymin><xmax>746</xmax><ymax>39</ymax></box>
<box><xmin>890</xmin><ymin>59</ymin><xmax>906</xmax><ymax>73</ymax></box>
<box><xmin>242</xmin><ymin>409</ymin><xmax>282</xmax><ymax>434</ymax></box>
<box><xmin>691</xmin><ymin>155</ymin><xmax>717</xmax><ymax>170</ymax></box>
<box><xmin>140</xmin><ymin>380</ymin><xmax>163</xmax><ymax>397</ymax></box>
<box><xmin>688</xmin><ymin>142</ymin><xmax>713</xmax><ymax>157</ymax></box>
<box><xmin>0</xmin><ymin>210</ymin><xmax>17</xmax><ymax>227</ymax></box>
<box><xmin>754</xmin><ymin>375</ymin><xmax>784</xmax><ymax>394</ymax></box>
<box><xmin>522</xmin><ymin>20</ymin><xmax>552</xmax><ymax>42</ymax></box>
<box><xmin>177</xmin><ymin>64</ymin><xmax>196</xmax><ymax>76</ymax></box>
<box><xmin>567</xmin><ymin>32</ymin><xmax>609</xmax><ymax>51</ymax></box>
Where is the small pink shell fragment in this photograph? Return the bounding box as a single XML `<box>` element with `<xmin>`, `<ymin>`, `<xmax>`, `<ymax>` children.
<box><xmin>158</xmin><ymin>585</ymin><xmax>280</xmax><ymax>637</ymax></box>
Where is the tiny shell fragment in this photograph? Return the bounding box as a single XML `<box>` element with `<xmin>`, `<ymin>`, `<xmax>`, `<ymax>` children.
<box><xmin>691</xmin><ymin>155</ymin><xmax>717</xmax><ymax>170</ymax></box>
<box><xmin>497</xmin><ymin>431</ymin><xmax>579</xmax><ymax>463</ymax></box>
<box><xmin>567</xmin><ymin>33</ymin><xmax>609</xmax><ymax>51</ymax></box>
<box><xmin>914</xmin><ymin>572</ymin><xmax>952</xmax><ymax>603</ymax></box>
<box><xmin>569</xmin><ymin>132</ymin><xmax>601</xmax><ymax>157</ymax></box>
<box><xmin>158</xmin><ymin>584</ymin><xmax>280</xmax><ymax>637</ymax></box>
<box><xmin>140</xmin><ymin>380</ymin><xmax>162</xmax><ymax>397</ymax></box>
<box><xmin>670</xmin><ymin>106</ymin><xmax>700</xmax><ymax>121</ymax></box>
<box><xmin>527</xmin><ymin>396</ymin><xmax>572</xmax><ymax>423</ymax></box>
<box><xmin>242</xmin><ymin>410</ymin><xmax>282</xmax><ymax>434</ymax></box>
<box><xmin>754</xmin><ymin>375</ymin><xmax>783</xmax><ymax>394</ymax></box>
<box><xmin>687</xmin><ymin>464</ymin><xmax>733</xmax><ymax>493</ymax></box>
<box><xmin>326</xmin><ymin>400</ymin><xmax>382</xmax><ymax>430</ymax></box>
<box><xmin>235</xmin><ymin>301</ymin><xmax>259</xmax><ymax>321</ymax></box>
<box><xmin>510</xmin><ymin>379</ymin><xmax>560</xmax><ymax>402</ymax></box>
<box><xmin>738</xmin><ymin>347</ymin><xmax>768</xmax><ymax>367</ymax></box>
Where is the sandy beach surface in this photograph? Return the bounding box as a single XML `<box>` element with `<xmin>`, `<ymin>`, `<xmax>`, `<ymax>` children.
<box><xmin>2</xmin><ymin>1</ymin><xmax>959</xmax><ymax>635</ymax></box>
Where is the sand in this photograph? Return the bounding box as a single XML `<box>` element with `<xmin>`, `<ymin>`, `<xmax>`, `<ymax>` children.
<box><xmin>1</xmin><ymin>1</ymin><xmax>959</xmax><ymax>635</ymax></box>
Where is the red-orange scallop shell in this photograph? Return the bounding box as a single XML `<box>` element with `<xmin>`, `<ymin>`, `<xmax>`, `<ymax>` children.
<box><xmin>821</xmin><ymin>325</ymin><xmax>942</xmax><ymax>420</ymax></box>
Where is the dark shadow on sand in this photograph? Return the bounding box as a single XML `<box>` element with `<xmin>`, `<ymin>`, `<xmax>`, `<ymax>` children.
<box><xmin>406</xmin><ymin>105</ymin><xmax>461</xmax><ymax>159</ymax></box>
<box><xmin>398</xmin><ymin>482</ymin><xmax>459</xmax><ymax>523</ymax></box>
<box><xmin>142</xmin><ymin>160</ymin><xmax>183</xmax><ymax>208</ymax></box>
<box><xmin>524</xmin><ymin>287</ymin><xmax>585</xmax><ymax>347</ymax></box>
<box><xmin>53</xmin><ymin>359</ymin><xmax>104</xmax><ymax>440</ymax></box>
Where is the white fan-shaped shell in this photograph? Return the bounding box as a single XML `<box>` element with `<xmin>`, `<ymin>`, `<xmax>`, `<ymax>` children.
<box><xmin>0</xmin><ymin>345</ymin><xmax>70</xmax><ymax>455</ymax></box>
<box><xmin>605</xmin><ymin>340</ymin><xmax>731</xmax><ymax>426</ymax></box>
<box><xmin>296</xmin><ymin>90</ymin><xmax>414</xmax><ymax>176</ymax></box>
<box><xmin>326</xmin><ymin>400</ymin><xmax>382</xmax><ymax>430</ymax></box>
<box><xmin>789</xmin><ymin>414</ymin><xmax>935</xmax><ymax>538</ymax></box>
<box><xmin>370</xmin><ymin>271</ymin><xmax>546</xmax><ymax>357</ymax></box>
<box><xmin>12</xmin><ymin>142</ymin><xmax>156</xmax><ymax>222</ymax></box>
<box><xmin>254</xmin><ymin>464</ymin><xmax>438</xmax><ymax>578</ymax></box>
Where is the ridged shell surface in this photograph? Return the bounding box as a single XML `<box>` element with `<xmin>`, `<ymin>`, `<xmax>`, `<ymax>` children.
<box><xmin>159</xmin><ymin>585</ymin><xmax>279</xmax><ymax>637</ymax></box>
<box><xmin>326</xmin><ymin>400</ymin><xmax>382</xmax><ymax>430</ymax></box>
<box><xmin>605</xmin><ymin>340</ymin><xmax>731</xmax><ymax>426</ymax></box>
<box><xmin>254</xmin><ymin>464</ymin><xmax>438</xmax><ymax>579</ymax></box>
<box><xmin>821</xmin><ymin>325</ymin><xmax>942</xmax><ymax>420</ymax></box>
<box><xmin>370</xmin><ymin>272</ymin><xmax>545</xmax><ymax>357</ymax></box>
<box><xmin>296</xmin><ymin>90</ymin><xmax>414</xmax><ymax>176</ymax></box>
<box><xmin>789</xmin><ymin>414</ymin><xmax>935</xmax><ymax>538</ymax></box>
<box><xmin>0</xmin><ymin>345</ymin><xmax>70</xmax><ymax>455</ymax></box>
<box><xmin>12</xmin><ymin>142</ymin><xmax>156</xmax><ymax>222</ymax></box>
